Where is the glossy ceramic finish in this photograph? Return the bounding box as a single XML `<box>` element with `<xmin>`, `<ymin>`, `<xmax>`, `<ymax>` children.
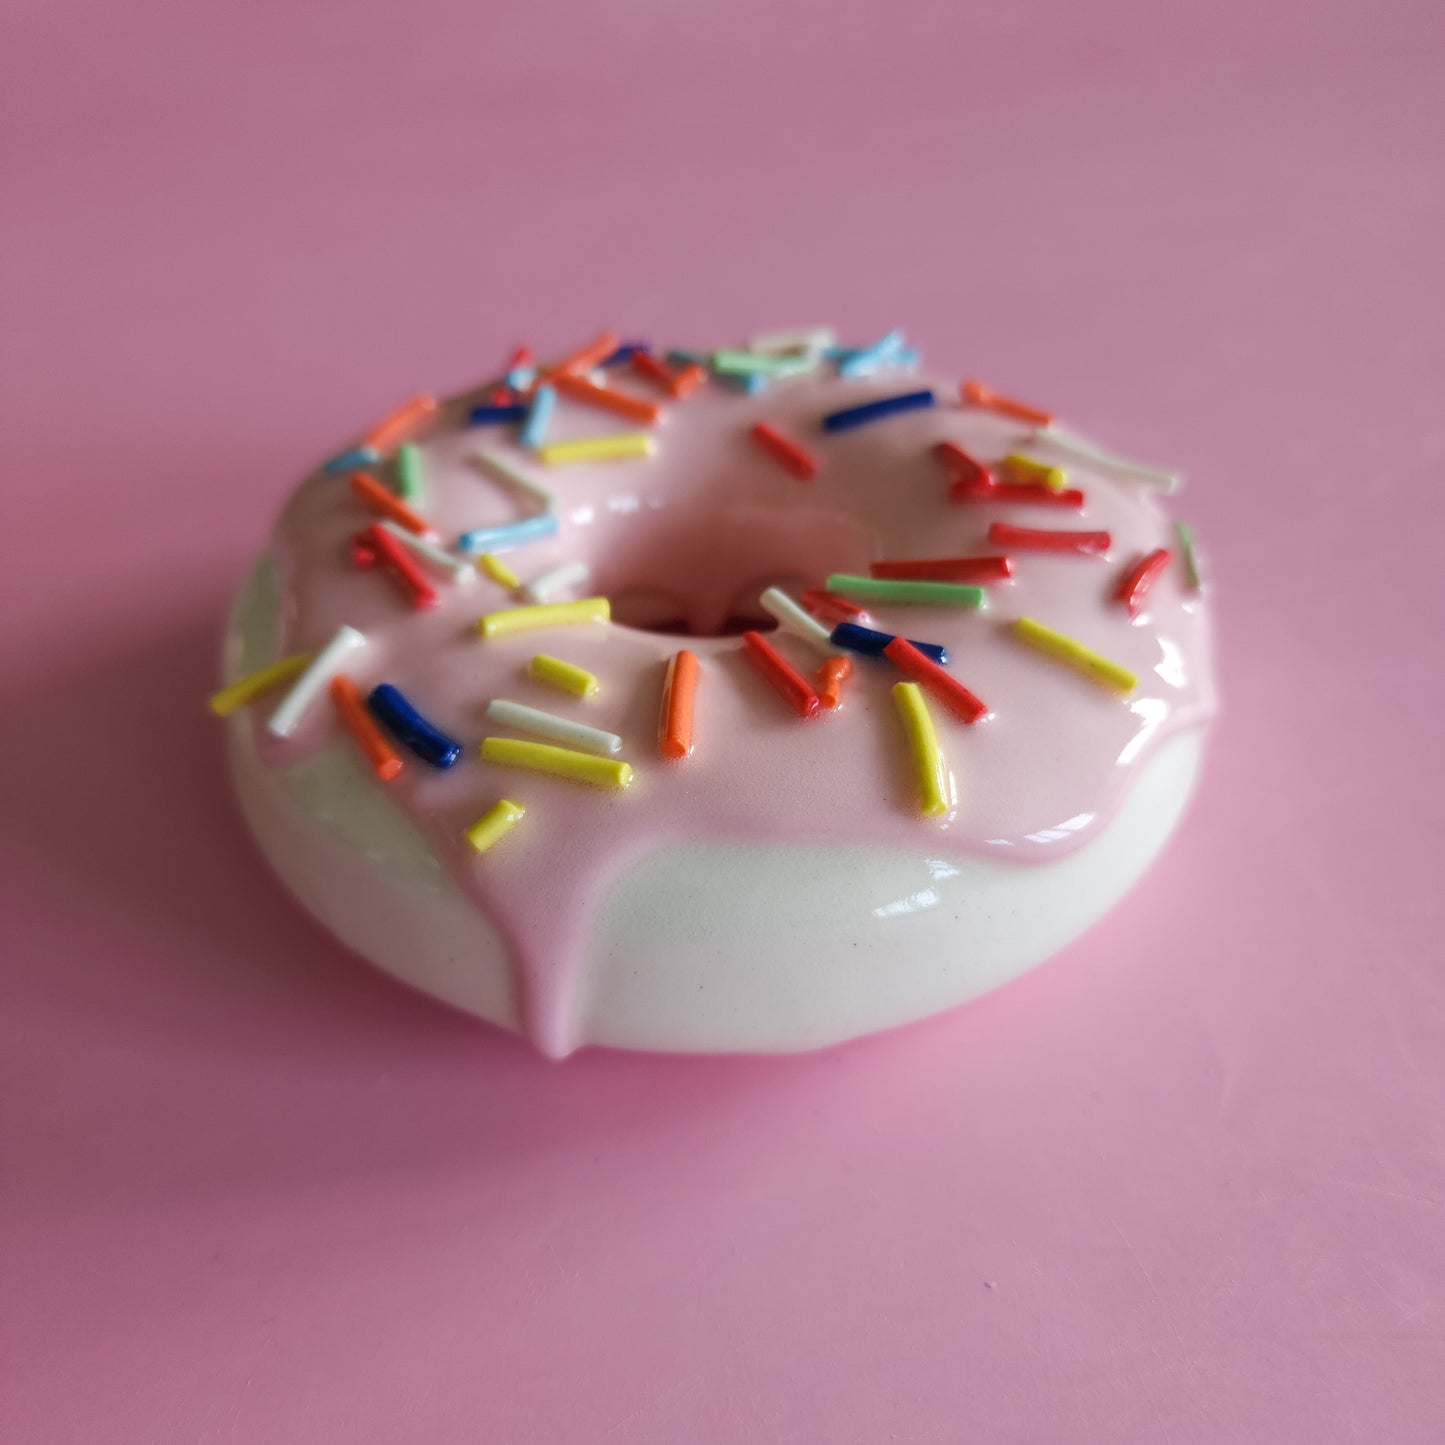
<box><xmin>248</xmin><ymin>365</ymin><xmax>1215</xmax><ymax>1054</ymax></box>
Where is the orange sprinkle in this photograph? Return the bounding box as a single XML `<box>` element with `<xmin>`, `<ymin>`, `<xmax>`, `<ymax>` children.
<box><xmin>817</xmin><ymin>655</ymin><xmax>852</xmax><ymax>710</ymax></box>
<box><xmin>329</xmin><ymin>675</ymin><xmax>403</xmax><ymax>781</ymax></box>
<box><xmin>361</xmin><ymin>393</ymin><xmax>438</xmax><ymax>452</ymax></box>
<box><xmin>553</xmin><ymin>330</ymin><xmax>621</xmax><ymax>377</ymax></box>
<box><xmin>659</xmin><ymin>648</ymin><xmax>700</xmax><ymax>759</ymax></box>
<box><xmin>551</xmin><ymin>371</ymin><xmax>662</xmax><ymax>426</ymax></box>
<box><xmin>960</xmin><ymin>379</ymin><xmax>1054</xmax><ymax>428</ymax></box>
<box><xmin>349</xmin><ymin>471</ymin><xmax>430</xmax><ymax>536</ymax></box>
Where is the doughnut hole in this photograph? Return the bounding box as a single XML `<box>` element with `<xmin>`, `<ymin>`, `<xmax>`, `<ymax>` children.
<box><xmin>594</xmin><ymin>503</ymin><xmax>875</xmax><ymax>638</ymax></box>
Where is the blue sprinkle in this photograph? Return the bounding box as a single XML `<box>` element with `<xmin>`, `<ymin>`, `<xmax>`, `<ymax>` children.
<box><xmin>505</xmin><ymin>365</ymin><xmax>537</xmax><ymax>391</ymax></box>
<box><xmin>602</xmin><ymin>341</ymin><xmax>650</xmax><ymax>367</ymax></box>
<box><xmin>521</xmin><ymin>383</ymin><xmax>556</xmax><ymax>450</ymax></box>
<box><xmin>322</xmin><ymin>446</ymin><xmax>382</xmax><ymax>474</ymax></box>
<box><xmin>829</xmin><ymin>622</ymin><xmax>948</xmax><ymax>666</ymax></box>
<box><xmin>468</xmin><ymin>403</ymin><xmax>530</xmax><ymax>426</ymax></box>
<box><xmin>835</xmin><ymin>329</ymin><xmax>908</xmax><ymax>378</ymax></box>
<box><xmin>820</xmin><ymin>390</ymin><xmax>936</xmax><ymax>433</ymax></box>
<box><xmin>457</xmin><ymin>512</ymin><xmax>558</xmax><ymax>555</ymax></box>
<box><xmin>366</xmin><ymin>684</ymin><xmax>462</xmax><ymax>769</ymax></box>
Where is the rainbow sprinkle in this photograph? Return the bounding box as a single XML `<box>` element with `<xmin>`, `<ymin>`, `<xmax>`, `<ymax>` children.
<box><xmin>1013</xmin><ymin>617</ymin><xmax>1137</xmax><ymax>695</ymax></box>
<box><xmin>394</xmin><ymin>443</ymin><xmax>425</xmax><ymax>505</ymax></box>
<box><xmin>208</xmin><ymin>652</ymin><xmax>313</xmax><ymax>717</ymax></box>
<box><xmin>521</xmin><ymin>383</ymin><xmax>557</xmax><ymax>450</ymax></box>
<box><xmin>466</xmin><ymin>799</ymin><xmax>526</xmax><ymax>855</ymax></box>
<box><xmin>458</xmin><ymin>513</ymin><xmax>559</xmax><ymax>555</ymax></box>
<box><xmin>538</xmin><ymin>433</ymin><xmax>656</xmax><ymax>466</ymax></box>
<box><xmin>892</xmin><ymin>682</ymin><xmax>951</xmax><ymax>818</ymax></box>
<box><xmin>487</xmin><ymin>698</ymin><xmax>622</xmax><ymax>757</ymax></box>
<box><xmin>825</xmin><ymin>575</ymin><xmax>986</xmax><ymax>610</ymax></box>
<box><xmin>477</xmin><ymin>597</ymin><xmax>611</xmax><ymax>639</ymax></box>
<box><xmin>481</xmin><ymin>736</ymin><xmax>633</xmax><ymax>789</ymax></box>
<box><xmin>266</xmin><ymin>626</ymin><xmax>366</xmax><ymax>738</ymax></box>
<box><xmin>821</xmin><ymin>390</ymin><xmax>936</xmax><ymax>433</ymax></box>
<box><xmin>477</xmin><ymin>552</ymin><xmax>521</xmax><ymax>590</ymax></box>
<box><xmin>530</xmin><ymin>654</ymin><xmax>599</xmax><ymax>698</ymax></box>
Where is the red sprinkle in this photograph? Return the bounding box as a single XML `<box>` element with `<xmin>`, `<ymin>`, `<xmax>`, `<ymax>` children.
<box><xmin>987</xmin><ymin>522</ymin><xmax>1111</xmax><ymax>556</ymax></box>
<box><xmin>870</xmin><ymin>556</ymin><xmax>1014</xmax><ymax>584</ymax></box>
<box><xmin>932</xmin><ymin>440</ymin><xmax>995</xmax><ymax>489</ymax></box>
<box><xmin>801</xmin><ymin>588</ymin><xmax>870</xmax><ymax>626</ymax></box>
<box><xmin>630</xmin><ymin>350</ymin><xmax>705</xmax><ymax>400</ymax></box>
<box><xmin>329</xmin><ymin>674</ymin><xmax>404</xmax><ymax>782</ymax></box>
<box><xmin>952</xmin><ymin>480</ymin><xmax>1085</xmax><ymax>508</ymax></box>
<box><xmin>356</xmin><ymin>523</ymin><xmax>438</xmax><ymax>609</ymax></box>
<box><xmin>740</xmin><ymin>631</ymin><xmax>821</xmax><ymax>718</ymax></box>
<box><xmin>751</xmin><ymin>421</ymin><xmax>818</xmax><ymax>480</ymax></box>
<box><xmin>882</xmin><ymin>637</ymin><xmax>989</xmax><ymax>725</ymax></box>
<box><xmin>1115</xmin><ymin>547</ymin><xmax>1173</xmax><ymax>617</ymax></box>
<box><xmin>506</xmin><ymin>345</ymin><xmax>534</xmax><ymax>372</ymax></box>
<box><xmin>349</xmin><ymin>471</ymin><xmax>431</xmax><ymax>537</ymax></box>
<box><xmin>959</xmin><ymin>380</ymin><xmax>1054</xmax><ymax>428</ymax></box>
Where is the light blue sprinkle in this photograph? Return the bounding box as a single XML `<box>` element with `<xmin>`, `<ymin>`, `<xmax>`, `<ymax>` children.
<box><xmin>836</xmin><ymin>329</ymin><xmax>909</xmax><ymax>378</ymax></box>
<box><xmin>521</xmin><ymin>383</ymin><xmax>556</xmax><ymax>451</ymax></box>
<box><xmin>506</xmin><ymin>364</ymin><xmax>538</xmax><ymax>391</ymax></box>
<box><xmin>457</xmin><ymin>512</ymin><xmax>558</xmax><ymax>555</ymax></box>
<box><xmin>322</xmin><ymin>446</ymin><xmax>382</xmax><ymax>474</ymax></box>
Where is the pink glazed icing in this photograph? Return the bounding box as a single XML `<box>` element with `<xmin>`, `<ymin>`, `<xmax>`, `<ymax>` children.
<box><xmin>244</xmin><ymin>341</ymin><xmax>1216</xmax><ymax>1056</ymax></box>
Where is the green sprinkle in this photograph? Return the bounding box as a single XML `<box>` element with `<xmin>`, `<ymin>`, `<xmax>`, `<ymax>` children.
<box><xmin>395</xmin><ymin>443</ymin><xmax>425</xmax><ymax>505</ymax></box>
<box><xmin>825</xmin><ymin>574</ymin><xmax>987</xmax><ymax>609</ymax></box>
<box><xmin>711</xmin><ymin>349</ymin><xmax>817</xmax><ymax>378</ymax></box>
<box><xmin>1175</xmin><ymin>521</ymin><xmax>1201</xmax><ymax>590</ymax></box>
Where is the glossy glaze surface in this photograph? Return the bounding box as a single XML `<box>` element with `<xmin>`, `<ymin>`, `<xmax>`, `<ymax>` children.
<box><xmin>255</xmin><ymin>363</ymin><xmax>1216</xmax><ymax>1055</ymax></box>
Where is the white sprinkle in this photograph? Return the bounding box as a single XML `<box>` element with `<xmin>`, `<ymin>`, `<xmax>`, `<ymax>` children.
<box><xmin>377</xmin><ymin>520</ymin><xmax>475</xmax><ymax>584</ymax></box>
<box><xmin>748</xmin><ymin>325</ymin><xmax>838</xmax><ymax>358</ymax></box>
<box><xmin>267</xmin><ymin>625</ymin><xmax>366</xmax><ymax>738</ymax></box>
<box><xmin>1034</xmin><ymin>425</ymin><xmax>1181</xmax><ymax>492</ymax></box>
<box><xmin>474</xmin><ymin>449</ymin><xmax>556</xmax><ymax>510</ymax></box>
<box><xmin>523</xmin><ymin>560</ymin><xmax>591</xmax><ymax>604</ymax></box>
<box><xmin>760</xmin><ymin>587</ymin><xmax>833</xmax><ymax>654</ymax></box>
<box><xmin>485</xmin><ymin>698</ymin><xmax>623</xmax><ymax>756</ymax></box>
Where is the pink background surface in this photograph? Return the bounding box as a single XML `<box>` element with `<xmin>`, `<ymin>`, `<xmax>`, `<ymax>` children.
<box><xmin>4</xmin><ymin>2</ymin><xmax>1443</xmax><ymax>1440</ymax></box>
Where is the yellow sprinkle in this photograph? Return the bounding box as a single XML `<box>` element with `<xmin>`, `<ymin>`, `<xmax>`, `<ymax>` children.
<box><xmin>477</xmin><ymin>596</ymin><xmax>611</xmax><ymax>639</ymax></box>
<box><xmin>537</xmin><ymin>433</ymin><xmax>657</xmax><ymax>466</ymax></box>
<box><xmin>891</xmin><ymin>682</ymin><xmax>951</xmax><ymax>818</ymax></box>
<box><xmin>477</xmin><ymin>552</ymin><xmax>521</xmax><ymax>590</ymax></box>
<box><xmin>1001</xmin><ymin>453</ymin><xmax>1067</xmax><ymax>492</ymax></box>
<box><xmin>207</xmin><ymin>652</ymin><xmax>313</xmax><ymax>716</ymax></box>
<box><xmin>480</xmin><ymin>737</ymin><xmax>633</xmax><ymax>789</ymax></box>
<box><xmin>530</xmin><ymin>653</ymin><xmax>600</xmax><ymax>698</ymax></box>
<box><xmin>465</xmin><ymin>798</ymin><xmax>526</xmax><ymax>854</ymax></box>
<box><xmin>1014</xmin><ymin>616</ymin><xmax>1138</xmax><ymax>694</ymax></box>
